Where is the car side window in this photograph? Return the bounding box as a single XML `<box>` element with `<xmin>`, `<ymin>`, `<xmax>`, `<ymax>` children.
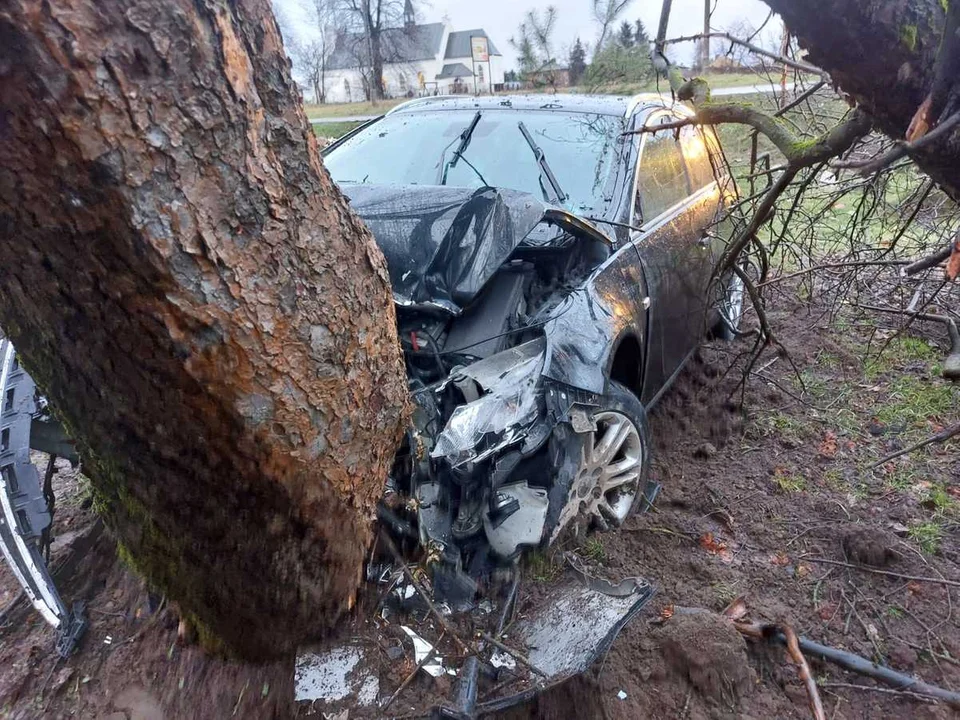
<box><xmin>680</xmin><ymin>125</ymin><xmax>717</xmax><ymax>190</ymax></box>
<box><xmin>635</xmin><ymin>121</ymin><xmax>690</xmax><ymax>223</ymax></box>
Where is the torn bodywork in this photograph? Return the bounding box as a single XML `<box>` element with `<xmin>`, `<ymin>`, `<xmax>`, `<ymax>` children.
<box><xmin>345</xmin><ymin>185</ymin><xmax>658</xmax><ymax>608</ymax></box>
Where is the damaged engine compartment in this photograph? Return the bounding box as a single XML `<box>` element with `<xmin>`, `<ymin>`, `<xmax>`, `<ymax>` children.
<box><xmin>343</xmin><ymin>184</ymin><xmax>660</xmax><ymax>615</ymax></box>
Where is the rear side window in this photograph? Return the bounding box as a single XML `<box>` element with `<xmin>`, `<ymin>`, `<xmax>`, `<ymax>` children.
<box><xmin>636</xmin><ymin>123</ymin><xmax>689</xmax><ymax>222</ymax></box>
<box><xmin>680</xmin><ymin>126</ymin><xmax>718</xmax><ymax>190</ymax></box>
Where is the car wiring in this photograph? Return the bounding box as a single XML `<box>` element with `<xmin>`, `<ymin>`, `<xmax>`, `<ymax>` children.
<box><xmin>404</xmin><ymin>287</ymin><xmax>585</xmax><ymax>380</ymax></box>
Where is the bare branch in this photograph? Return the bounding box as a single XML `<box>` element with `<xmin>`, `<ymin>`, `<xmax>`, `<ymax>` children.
<box><xmin>832</xmin><ymin>112</ymin><xmax>960</xmax><ymax>175</ymax></box>
<box><xmin>659</xmin><ymin>32</ymin><xmax>824</xmax><ymax>76</ymax></box>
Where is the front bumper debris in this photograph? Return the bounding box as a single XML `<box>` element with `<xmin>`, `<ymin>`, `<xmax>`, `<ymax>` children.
<box><xmin>294</xmin><ymin>559</ymin><xmax>654</xmax><ymax>716</ymax></box>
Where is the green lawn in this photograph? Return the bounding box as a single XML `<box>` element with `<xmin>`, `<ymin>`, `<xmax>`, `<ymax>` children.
<box><xmin>314</xmin><ymin>120</ymin><xmax>364</xmax><ymax>140</ymax></box>
<box><xmin>305</xmin><ymin>99</ymin><xmax>404</xmax><ymax>119</ymax></box>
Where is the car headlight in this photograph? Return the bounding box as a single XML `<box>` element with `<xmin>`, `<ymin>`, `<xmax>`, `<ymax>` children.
<box><xmin>431</xmin><ymin>344</ymin><xmax>545</xmax><ymax>467</ymax></box>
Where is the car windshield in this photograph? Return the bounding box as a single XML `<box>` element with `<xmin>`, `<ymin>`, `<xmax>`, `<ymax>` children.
<box><xmin>323</xmin><ymin>109</ymin><xmax>625</xmax><ymax>214</ymax></box>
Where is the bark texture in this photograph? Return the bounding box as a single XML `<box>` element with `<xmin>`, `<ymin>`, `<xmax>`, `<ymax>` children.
<box><xmin>0</xmin><ymin>0</ymin><xmax>408</xmax><ymax>660</ymax></box>
<box><xmin>762</xmin><ymin>0</ymin><xmax>960</xmax><ymax>199</ymax></box>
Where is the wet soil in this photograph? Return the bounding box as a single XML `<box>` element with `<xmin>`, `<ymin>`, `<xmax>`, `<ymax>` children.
<box><xmin>0</xmin><ymin>287</ymin><xmax>957</xmax><ymax>719</ymax></box>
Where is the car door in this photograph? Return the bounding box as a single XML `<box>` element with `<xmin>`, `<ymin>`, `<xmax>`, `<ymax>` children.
<box><xmin>631</xmin><ymin>112</ymin><xmax>698</xmax><ymax>405</ymax></box>
<box><xmin>678</xmin><ymin>125</ymin><xmax>725</xmax><ymax>334</ymax></box>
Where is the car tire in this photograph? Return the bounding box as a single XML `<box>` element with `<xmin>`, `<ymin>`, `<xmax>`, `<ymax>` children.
<box><xmin>551</xmin><ymin>382</ymin><xmax>653</xmax><ymax>536</ymax></box>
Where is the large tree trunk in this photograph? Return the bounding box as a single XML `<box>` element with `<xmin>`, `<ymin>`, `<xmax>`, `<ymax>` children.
<box><xmin>762</xmin><ymin>0</ymin><xmax>960</xmax><ymax>199</ymax></box>
<box><xmin>0</xmin><ymin>0</ymin><xmax>408</xmax><ymax>660</ymax></box>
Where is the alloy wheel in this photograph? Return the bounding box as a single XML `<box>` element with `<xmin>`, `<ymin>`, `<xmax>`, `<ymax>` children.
<box><xmin>574</xmin><ymin>411</ymin><xmax>643</xmax><ymax>528</ymax></box>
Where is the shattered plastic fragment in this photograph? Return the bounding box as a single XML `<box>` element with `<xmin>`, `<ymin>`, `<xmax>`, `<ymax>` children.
<box><xmin>489</xmin><ymin>650</ymin><xmax>517</xmax><ymax>670</ymax></box>
<box><xmin>400</xmin><ymin>626</ymin><xmax>456</xmax><ymax>678</ymax></box>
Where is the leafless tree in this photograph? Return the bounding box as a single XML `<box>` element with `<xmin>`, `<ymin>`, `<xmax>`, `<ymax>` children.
<box><xmin>334</xmin><ymin>0</ymin><xmax>414</xmax><ymax>101</ymax></box>
<box><xmin>591</xmin><ymin>0</ymin><xmax>632</xmax><ymax>58</ymax></box>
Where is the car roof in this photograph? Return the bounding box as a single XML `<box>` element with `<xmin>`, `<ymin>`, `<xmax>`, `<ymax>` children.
<box><xmin>385</xmin><ymin>93</ymin><xmax>692</xmax><ymax>121</ymax></box>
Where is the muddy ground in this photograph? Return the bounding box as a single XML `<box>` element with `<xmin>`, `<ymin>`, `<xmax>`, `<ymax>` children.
<box><xmin>0</xmin><ymin>281</ymin><xmax>957</xmax><ymax>719</ymax></box>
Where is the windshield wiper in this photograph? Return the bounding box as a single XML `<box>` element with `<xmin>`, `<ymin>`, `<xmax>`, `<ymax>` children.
<box><xmin>438</xmin><ymin>111</ymin><xmax>482</xmax><ymax>185</ymax></box>
<box><xmin>518</xmin><ymin>121</ymin><xmax>567</xmax><ymax>205</ymax></box>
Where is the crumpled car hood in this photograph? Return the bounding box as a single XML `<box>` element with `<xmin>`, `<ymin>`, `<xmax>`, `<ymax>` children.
<box><xmin>342</xmin><ymin>185</ymin><xmax>547</xmax><ymax>313</ymax></box>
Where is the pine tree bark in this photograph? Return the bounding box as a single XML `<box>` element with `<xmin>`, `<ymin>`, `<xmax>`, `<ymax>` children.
<box><xmin>0</xmin><ymin>0</ymin><xmax>408</xmax><ymax>660</ymax></box>
<box><xmin>762</xmin><ymin>0</ymin><xmax>960</xmax><ymax>199</ymax></box>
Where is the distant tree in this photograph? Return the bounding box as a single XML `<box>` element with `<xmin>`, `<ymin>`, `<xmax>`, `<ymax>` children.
<box><xmin>504</xmin><ymin>69</ymin><xmax>519</xmax><ymax>82</ymax></box>
<box><xmin>584</xmin><ymin>34</ymin><xmax>654</xmax><ymax>89</ymax></box>
<box><xmin>617</xmin><ymin>20</ymin><xmax>634</xmax><ymax>48</ymax></box>
<box><xmin>591</xmin><ymin>0</ymin><xmax>632</xmax><ymax>56</ymax></box>
<box><xmin>569</xmin><ymin>37</ymin><xmax>588</xmax><ymax>84</ymax></box>
<box><xmin>510</xmin><ymin>7</ymin><xmax>562</xmax><ymax>91</ymax></box>
<box><xmin>333</xmin><ymin>0</ymin><xmax>420</xmax><ymax>101</ymax></box>
<box><xmin>634</xmin><ymin>19</ymin><xmax>651</xmax><ymax>48</ymax></box>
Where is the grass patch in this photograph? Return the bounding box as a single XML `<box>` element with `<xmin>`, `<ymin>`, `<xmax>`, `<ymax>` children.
<box><xmin>304</xmin><ymin>99</ymin><xmax>403</xmax><ymax>119</ymax></box>
<box><xmin>774</xmin><ymin>469</ymin><xmax>806</xmax><ymax>493</ymax></box>
<box><xmin>580</xmin><ymin>537</ymin><xmax>606</xmax><ymax>563</ymax></box>
<box><xmin>865</xmin><ymin>336</ymin><xmax>940</xmax><ymax>380</ymax></box>
<box><xmin>908</xmin><ymin>520</ymin><xmax>943</xmax><ymax>554</ymax></box>
<box><xmin>755</xmin><ymin>411</ymin><xmax>808</xmax><ymax>445</ymax></box>
<box><xmin>872</xmin><ymin>375</ymin><xmax>957</xmax><ymax>431</ymax></box>
<box><xmin>314</xmin><ymin>120</ymin><xmax>365</xmax><ymax>140</ymax></box>
<box><xmin>526</xmin><ymin>550</ymin><xmax>563</xmax><ymax>582</ymax></box>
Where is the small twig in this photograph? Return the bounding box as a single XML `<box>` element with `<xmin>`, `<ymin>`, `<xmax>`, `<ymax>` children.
<box><xmin>479</xmin><ymin>632</ymin><xmax>548</xmax><ymax>678</ymax></box>
<box><xmin>232</xmin><ymin>679</ymin><xmax>248</xmax><ymax>717</ymax></box>
<box><xmin>381</xmin><ymin>631</ymin><xmax>446</xmax><ymax>711</ymax></box>
<box><xmin>819</xmin><ymin>681</ymin><xmax>938</xmax><ymax>704</ymax></box>
<box><xmin>755</xmin><ymin>260</ymin><xmax>909</xmax><ymax>288</ymax></box>
<box><xmin>802</xmin><ymin>558</ymin><xmax>960</xmax><ymax>587</ymax></box>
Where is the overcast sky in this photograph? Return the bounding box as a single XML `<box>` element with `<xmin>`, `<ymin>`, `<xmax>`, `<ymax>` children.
<box><xmin>276</xmin><ymin>0</ymin><xmax>778</xmax><ymax>69</ymax></box>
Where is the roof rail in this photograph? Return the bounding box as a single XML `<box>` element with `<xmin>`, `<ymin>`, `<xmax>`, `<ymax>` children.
<box><xmin>385</xmin><ymin>96</ymin><xmax>447</xmax><ymax>116</ymax></box>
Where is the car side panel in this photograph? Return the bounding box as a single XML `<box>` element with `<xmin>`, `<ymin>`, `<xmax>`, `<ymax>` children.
<box><xmin>540</xmin><ymin>243</ymin><xmax>649</xmax><ymax>396</ymax></box>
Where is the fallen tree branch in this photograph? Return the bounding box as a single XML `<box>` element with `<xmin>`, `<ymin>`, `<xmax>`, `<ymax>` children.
<box><xmin>734</xmin><ymin>622</ymin><xmax>825</xmax><ymax>720</ymax></box>
<box><xmin>479</xmin><ymin>632</ymin><xmax>548</xmax><ymax>678</ymax></box>
<box><xmin>802</xmin><ymin>557</ymin><xmax>960</xmax><ymax>587</ymax></box>
<box><xmin>831</xmin><ymin>112</ymin><xmax>960</xmax><ymax>175</ymax></box>
<box><xmin>903</xmin><ymin>242</ymin><xmax>955</xmax><ymax>276</ymax></box>
<box><xmin>783</xmin><ymin>625</ymin><xmax>826</xmax><ymax>720</ymax></box>
<box><xmin>735</xmin><ymin>622</ymin><xmax>960</xmax><ymax>709</ymax></box>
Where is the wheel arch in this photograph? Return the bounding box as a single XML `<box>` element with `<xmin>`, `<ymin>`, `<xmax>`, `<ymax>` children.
<box><xmin>607</xmin><ymin>332</ymin><xmax>645</xmax><ymax>401</ymax></box>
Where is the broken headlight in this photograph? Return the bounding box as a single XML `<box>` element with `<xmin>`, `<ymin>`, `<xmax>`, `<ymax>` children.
<box><xmin>431</xmin><ymin>341</ymin><xmax>546</xmax><ymax>468</ymax></box>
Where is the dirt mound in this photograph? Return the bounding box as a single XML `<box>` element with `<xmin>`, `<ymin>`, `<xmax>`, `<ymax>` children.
<box><xmin>654</xmin><ymin>612</ymin><xmax>755</xmax><ymax>705</ymax></box>
<box><xmin>841</xmin><ymin>527</ymin><xmax>899</xmax><ymax>567</ymax></box>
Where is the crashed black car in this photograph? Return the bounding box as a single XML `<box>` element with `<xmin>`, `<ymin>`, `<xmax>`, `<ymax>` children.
<box><xmin>322</xmin><ymin>94</ymin><xmax>742</xmax><ymax>586</ymax></box>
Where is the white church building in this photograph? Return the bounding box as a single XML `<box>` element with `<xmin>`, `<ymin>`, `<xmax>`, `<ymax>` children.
<box><xmin>323</xmin><ymin>13</ymin><xmax>505</xmax><ymax>103</ymax></box>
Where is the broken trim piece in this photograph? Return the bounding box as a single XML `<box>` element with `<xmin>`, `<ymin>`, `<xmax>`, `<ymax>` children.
<box><xmin>0</xmin><ymin>340</ymin><xmax>65</xmax><ymax>628</ymax></box>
